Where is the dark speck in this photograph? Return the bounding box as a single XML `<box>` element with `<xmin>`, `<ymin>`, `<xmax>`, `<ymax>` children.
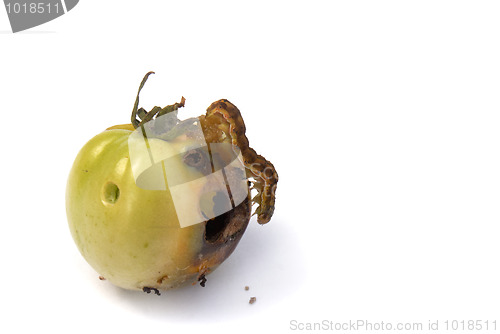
<box><xmin>198</xmin><ymin>274</ymin><xmax>207</xmax><ymax>287</ymax></box>
<box><xmin>143</xmin><ymin>287</ymin><xmax>161</xmax><ymax>296</ymax></box>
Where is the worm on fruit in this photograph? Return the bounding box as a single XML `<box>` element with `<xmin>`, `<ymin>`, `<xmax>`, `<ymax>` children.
<box><xmin>200</xmin><ymin>100</ymin><xmax>278</xmax><ymax>224</ymax></box>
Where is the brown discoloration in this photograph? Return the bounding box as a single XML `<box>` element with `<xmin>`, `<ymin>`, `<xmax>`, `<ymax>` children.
<box><xmin>204</xmin><ymin>193</ymin><xmax>251</xmax><ymax>244</ymax></box>
<box><xmin>156</xmin><ymin>275</ymin><xmax>169</xmax><ymax>285</ymax></box>
<box><xmin>184</xmin><ymin>195</ymin><xmax>252</xmax><ymax>289</ymax></box>
<box><xmin>98</xmin><ymin>276</ymin><xmax>106</xmax><ymax>281</ymax></box>
<box><xmin>249</xmin><ymin>297</ymin><xmax>256</xmax><ymax>304</ymax></box>
<box><xmin>245</xmin><ymin>286</ymin><xmax>249</xmax><ymax>291</ymax></box>
<box><xmin>199</xmin><ymin>100</ymin><xmax>278</xmax><ymax>224</ymax></box>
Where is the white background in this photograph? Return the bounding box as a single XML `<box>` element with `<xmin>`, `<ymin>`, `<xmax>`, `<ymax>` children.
<box><xmin>1</xmin><ymin>1</ymin><xmax>499</xmax><ymax>333</ymax></box>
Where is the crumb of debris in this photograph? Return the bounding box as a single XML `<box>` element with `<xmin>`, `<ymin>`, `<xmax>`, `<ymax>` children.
<box><xmin>142</xmin><ymin>287</ymin><xmax>161</xmax><ymax>296</ymax></box>
<box><xmin>198</xmin><ymin>274</ymin><xmax>207</xmax><ymax>287</ymax></box>
<box><xmin>249</xmin><ymin>297</ymin><xmax>256</xmax><ymax>304</ymax></box>
<box><xmin>245</xmin><ymin>286</ymin><xmax>249</xmax><ymax>291</ymax></box>
<box><xmin>98</xmin><ymin>276</ymin><xmax>106</xmax><ymax>280</ymax></box>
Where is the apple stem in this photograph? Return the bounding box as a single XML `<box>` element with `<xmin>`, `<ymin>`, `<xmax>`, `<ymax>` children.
<box><xmin>131</xmin><ymin>71</ymin><xmax>186</xmax><ymax>129</ymax></box>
